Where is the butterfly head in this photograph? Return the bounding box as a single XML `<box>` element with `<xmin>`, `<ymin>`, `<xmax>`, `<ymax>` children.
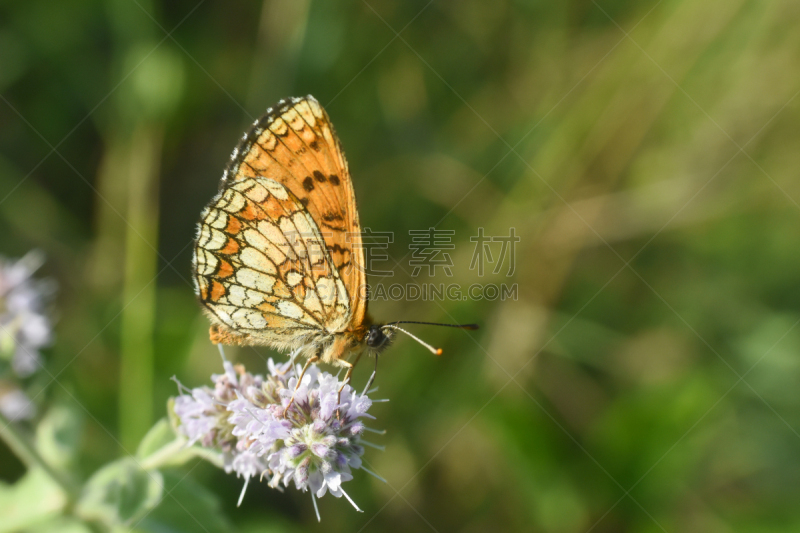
<box><xmin>365</xmin><ymin>324</ymin><xmax>393</xmax><ymax>352</ymax></box>
<box><xmin>368</xmin><ymin>321</ymin><xmax>479</xmax><ymax>356</ymax></box>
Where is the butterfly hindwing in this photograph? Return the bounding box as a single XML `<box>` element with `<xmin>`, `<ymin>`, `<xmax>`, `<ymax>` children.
<box><xmin>195</xmin><ymin>177</ymin><xmax>351</xmax><ymax>346</ymax></box>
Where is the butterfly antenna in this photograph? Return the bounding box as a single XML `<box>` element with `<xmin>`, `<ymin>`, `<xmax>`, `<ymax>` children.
<box><xmin>387</xmin><ymin>320</ymin><xmax>479</xmax><ymax>331</ymax></box>
<box><xmin>382</xmin><ymin>325</ymin><xmax>443</xmax><ymax>356</ymax></box>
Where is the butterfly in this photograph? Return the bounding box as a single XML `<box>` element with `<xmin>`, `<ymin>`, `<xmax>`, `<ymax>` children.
<box><xmin>193</xmin><ymin>95</ymin><xmax>476</xmax><ymax>398</ymax></box>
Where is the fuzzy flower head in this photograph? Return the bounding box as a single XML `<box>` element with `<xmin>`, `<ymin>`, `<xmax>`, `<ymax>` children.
<box><xmin>171</xmin><ymin>349</ymin><xmax>383</xmax><ymax>519</ymax></box>
<box><xmin>0</xmin><ymin>251</ymin><xmax>55</xmax><ymax>421</ymax></box>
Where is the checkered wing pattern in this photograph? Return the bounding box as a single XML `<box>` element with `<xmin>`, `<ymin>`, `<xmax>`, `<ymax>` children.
<box><xmin>194</xmin><ymin>177</ymin><xmax>351</xmax><ymax>346</ymax></box>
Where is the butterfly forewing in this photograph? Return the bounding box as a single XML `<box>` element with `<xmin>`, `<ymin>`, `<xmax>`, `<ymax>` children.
<box><xmin>195</xmin><ymin>177</ymin><xmax>351</xmax><ymax>346</ymax></box>
<box><xmin>222</xmin><ymin>96</ymin><xmax>367</xmax><ymax>332</ymax></box>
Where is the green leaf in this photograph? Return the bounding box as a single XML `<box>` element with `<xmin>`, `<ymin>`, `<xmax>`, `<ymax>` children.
<box><xmin>136</xmin><ymin>417</ymin><xmax>222</xmax><ymax>471</ymax></box>
<box><xmin>0</xmin><ymin>469</ymin><xmax>68</xmax><ymax>533</ymax></box>
<box><xmin>76</xmin><ymin>458</ymin><xmax>163</xmax><ymax>528</ymax></box>
<box><xmin>24</xmin><ymin>516</ymin><xmax>93</xmax><ymax>533</ymax></box>
<box><xmin>36</xmin><ymin>405</ymin><xmax>83</xmax><ymax>470</ymax></box>
<box><xmin>138</xmin><ymin>471</ymin><xmax>233</xmax><ymax>533</ymax></box>
<box><xmin>166</xmin><ymin>397</ymin><xmax>181</xmax><ymax>432</ymax></box>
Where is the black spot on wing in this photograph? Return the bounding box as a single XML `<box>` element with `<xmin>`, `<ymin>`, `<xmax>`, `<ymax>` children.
<box><xmin>329</xmin><ymin>244</ymin><xmax>349</xmax><ymax>254</ymax></box>
<box><xmin>322</xmin><ymin>211</ymin><xmax>344</xmax><ymax>222</ymax></box>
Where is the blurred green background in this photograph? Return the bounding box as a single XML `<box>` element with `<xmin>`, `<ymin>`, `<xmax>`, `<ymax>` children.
<box><xmin>2</xmin><ymin>0</ymin><xmax>800</xmax><ymax>531</ymax></box>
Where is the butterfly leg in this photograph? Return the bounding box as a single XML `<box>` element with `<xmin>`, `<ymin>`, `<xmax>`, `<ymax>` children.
<box><xmin>336</xmin><ymin>351</ymin><xmax>363</xmax><ymax>406</ymax></box>
<box><xmin>282</xmin><ymin>355</ymin><xmax>320</xmax><ymax>417</ymax></box>
<box><xmin>362</xmin><ymin>355</ymin><xmax>379</xmax><ymax>395</ymax></box>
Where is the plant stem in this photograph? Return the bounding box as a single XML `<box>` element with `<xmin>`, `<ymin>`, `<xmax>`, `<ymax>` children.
<box><xmin>138</xmin><ymin>437</ymin><xmax>186</xmax><ymax>471</ymax></box>
<box><xmin>0</xmin><ymin>411</ymin><xmax>79</xmax><ymax>503</ymax></box>
<box><xmin>138</xmin><ymin>437</ymin><xmax>225</xmax><ymax>471</ymax></box>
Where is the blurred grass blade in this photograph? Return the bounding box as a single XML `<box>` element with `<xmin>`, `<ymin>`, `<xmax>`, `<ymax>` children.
<box><xmin>119</xmin><ymin>126</ymin><xmax>163</xmax><ymax>450</ymax></box>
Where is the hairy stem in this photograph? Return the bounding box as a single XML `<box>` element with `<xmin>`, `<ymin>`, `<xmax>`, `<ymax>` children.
<box><xmin>0</xmin><ymin>411</ymin><xmax>79</xmax><ymax>504</ymax></box>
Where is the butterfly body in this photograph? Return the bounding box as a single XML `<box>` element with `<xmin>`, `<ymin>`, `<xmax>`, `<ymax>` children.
<box><xmin>193</xmin><ymin>96</ymin><xmax>392</xmax><ymax>369</ymax></box>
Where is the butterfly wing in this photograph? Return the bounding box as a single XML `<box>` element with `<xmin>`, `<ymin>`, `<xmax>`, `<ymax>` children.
<box><xmin>194</xmin><ymin>177</ymin><xmax>351</xmax><ymax>348</ymax></box>
<box><xmin>221</xmin><ymin>96</ymin><xmax>367</xmax><ymax>334</ymax></box>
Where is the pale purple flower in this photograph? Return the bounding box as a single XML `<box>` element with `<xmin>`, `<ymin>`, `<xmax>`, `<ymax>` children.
<box><xmin>267</xmin><ymin>366</ymin><xmax>372</xmax><ymax>507</ymax></box>
<box><xmin>0</xmin><ymin>251</ymin><xmax>54</xmax><ymax>378</ymax></box>
<box><xmin>171</xmin><ymin>349</ymin><xmax>383</xmax><ymax>519</ymax></box>
<box><xmin>0</xmin><ymin>251</ymin><xmax>55</xmax><ymax>420</ymax></box>
<box><xmin>0</xmin><ymin>388</ymin><xmax>35</xmax><ymax>420</ymax></box>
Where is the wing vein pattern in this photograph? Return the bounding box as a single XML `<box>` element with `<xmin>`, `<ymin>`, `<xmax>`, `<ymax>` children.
<box><xmin>195</xmin><ymin>177</ymin><xmax>351</xmax><ymax>346</ymax></box>
<box><xmin>193</xmin><ymin>95</ymin><xmax>368</xmax><ymax>355</ymax></box>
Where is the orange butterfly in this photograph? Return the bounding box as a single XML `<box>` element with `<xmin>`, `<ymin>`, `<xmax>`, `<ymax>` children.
<box><xmin>193</xmin><ymin>96</ymin><xmax>476</xmax><ymax>399</ymax></box>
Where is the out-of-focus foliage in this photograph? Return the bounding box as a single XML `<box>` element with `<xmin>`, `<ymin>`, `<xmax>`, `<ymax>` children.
<box><xmin>2</xmin><ymin>0</ymin><xmax>800</xmax><ymax>531</ymax></box>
